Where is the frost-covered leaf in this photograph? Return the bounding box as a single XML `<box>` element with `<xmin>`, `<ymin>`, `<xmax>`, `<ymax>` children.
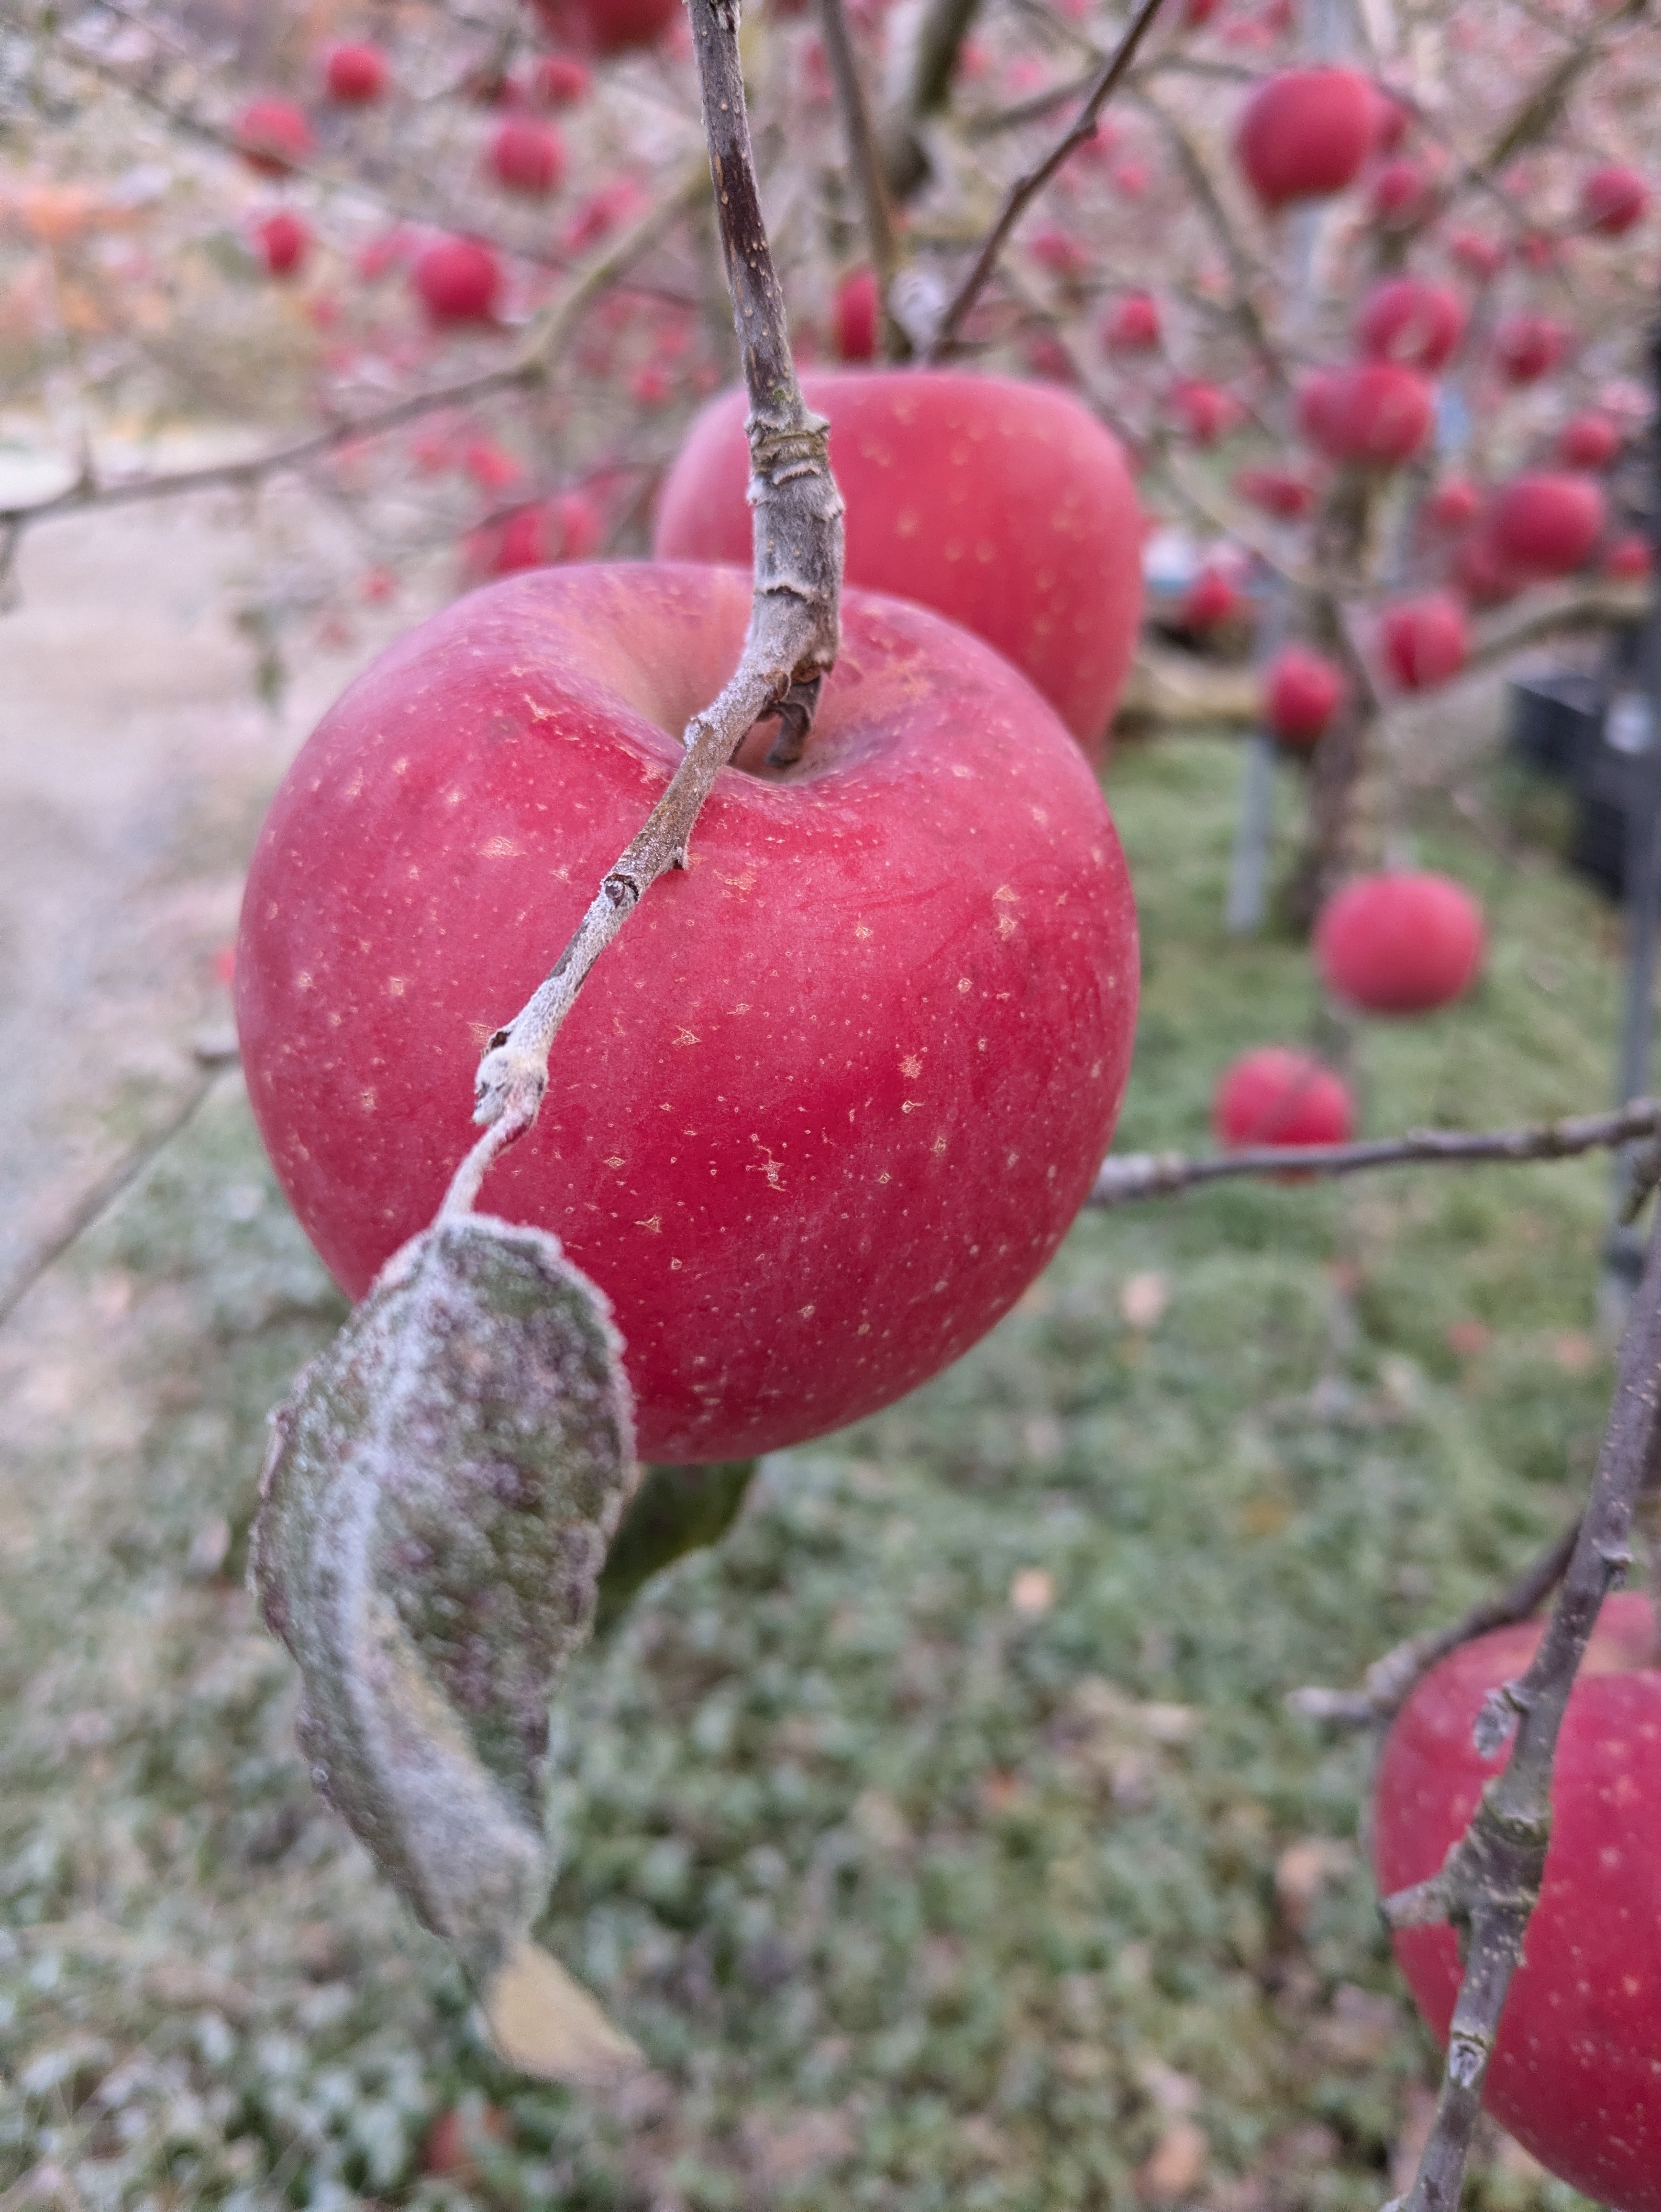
<box><xmin>251</xmin><ymin>1213</ymin><xmax>640</xmax><ymax>2081</ymax></box>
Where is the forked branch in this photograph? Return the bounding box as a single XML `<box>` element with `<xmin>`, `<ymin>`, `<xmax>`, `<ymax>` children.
<box><xmin>928</xmin><ymin>0</ymin><xmax>1173</xmax><ymax>360</ymax></box>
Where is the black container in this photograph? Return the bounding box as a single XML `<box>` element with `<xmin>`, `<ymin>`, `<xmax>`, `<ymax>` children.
<box><xmin>1506</xmin><ymin>670</ymin><xmax>1605</xmax><ymax>781</ymax></box>
<box><xmin>1570</xmin><ymin>693</ymin><xmax>1661</xmax><ymax>899</ymax></box>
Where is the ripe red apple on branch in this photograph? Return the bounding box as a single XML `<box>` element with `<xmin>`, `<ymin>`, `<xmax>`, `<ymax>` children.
<box><xmin>1263</xmin><ymin>645</ymin><xmax>1345</xmax><ymax>750</ymax></box>
<box><xmin>653</xmin><ymin>371</ymin><xmax>1144</xmax><ymax>762</ymax></box>
<box><xmin>1234</xmin><ymin>67</ymin><xmax>1376</xmax><ymax>209</ymax></box>
<box><xmin>1213</xmin><ymin>1048</ymin><xmax>1353</xmax><ymax>1149</ymax></box>
<box><xmin>235</xmin><ymin>564</ymin><xmax>1139</xmax><ymax>1463</ymax></box>
<box><xmin>1315</xmin><ymin>872</ymin><xmax>1485</xmax><ymax>1016</ymax></box>
<box><xmin>1373</xmin><ymin>1594</ymin><xmax>1661</xmax><ymax>2212</ymax></box>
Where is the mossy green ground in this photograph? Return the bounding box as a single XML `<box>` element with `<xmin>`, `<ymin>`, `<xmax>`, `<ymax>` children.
<box><xmin>0</xmin><ymin>734</ymin><xmax>1625</xmax><ymax>2209</ymax></box>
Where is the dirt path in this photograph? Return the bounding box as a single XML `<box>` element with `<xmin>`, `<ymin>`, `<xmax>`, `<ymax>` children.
<box><xmin>0</xmin><ymin>468</ymin><xmax>417</xmax><ymax>1308</ymax></box>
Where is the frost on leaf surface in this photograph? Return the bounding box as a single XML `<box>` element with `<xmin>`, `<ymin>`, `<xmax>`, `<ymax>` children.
<box><xmin>251</xmin><ymin>1214</ymin><xmax>640</xmax><ymax>2079</ymax></box>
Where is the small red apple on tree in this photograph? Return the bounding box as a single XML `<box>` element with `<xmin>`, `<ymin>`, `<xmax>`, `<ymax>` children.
<box><xmin>490</xmin><ymin>118</ymin><xmax>565</xmax><ymax>197</ymax></box>
<box><xmin>1213</xmin><ymin>1046</ymin><xmax>1353</xmax><ymax>1149</ymax></box>
<box><xmin>1489</xmin><ymin>471</ymin><xmax>1607</xmax><ymax>578</ymax></box>
<box><xmin>254</xmin><ymin>210</ymin><xmax>310</xmax><ymax>280</ymax></box>
<box><xmin>411</xmin><ymin>236</ymin><xmax>503</xmax><ymax>326</ymax></box>
<box><xmin>1315</xmin><ymin>871</ymin><xmax>1485</xmax><ymax>1015</ymax></box>
<box><xmin>1378</xmin><ymin>593</ymin><xmax>1468</xmax><ymax>691</ymax></box>
<box><xmin>1354</xmin><ymin>277</ymin><xmax>1464</xmax><ymax>372</ymax></box>
<box><xmin>1579</xmin><ymin>160</ymin><xmax>1650</xmax><ymax>238</ymax></box>
<box><xmin>322</xmin><ymin>42</ymin><xmax>389</xmax><ymax>104</ymax></box>
<box><xmin>1234</xmin><ymin>67</ymin><xmax>1376</xmax><ymax>209</ymax></box>
<box><xmin>832</xmin><ymin>268</ymin><xmax>879</xmax><ymax>362</ymax></box>
<box><xmin>233</xmin><ymin>97</ymin><xmax>314</xmax><ymax>177</ymax></box>
<box><xmin>1263</xmin><ymin>644</ymin><xmax>1345</xmax><ymax>750</ymax></box>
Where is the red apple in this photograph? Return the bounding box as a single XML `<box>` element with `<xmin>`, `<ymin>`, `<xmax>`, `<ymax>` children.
<box><xmin>1303</xmin><ymin>362</ymin><xmax>1435</xmax><ymax>468</ymax></box>
<box><xmin>1580</xmin><ymin>161</ymin><xmax>1649</xmax><ymax>238</ymax></box>
<box><xmin>1556</xmin><ymin>411</ymin><xmax>1621</xmax><ymax>470</ymax></box>
<box><xmin>467</xmin><ymin>492</ymin><xmax>602</xmax><ymax>576</ymax></box>
<box><xmin>323</xmin><ymin>42</ymin><xmax>388</xmax><ymax>103</ymax></box>
<box><xmin>411</xmin><ymin>236</ymin><xmax>503</xmax><ymax>327</ymax></box>
<box><xmin>490</xmin><ymin>117</ymin><xmax>565</xmax><ymax>196</ymax></box>
<box><xmin>1234</xmin><ymin>68</ymin><xmax>1375</xmax><ymax>208</ymax></box>
<box><xmin>1368</xmin><ymin>155</ymin><xmax>1434</xmax><ymax>229</ymax></box>
<box><xmin>1180</xmin><ymin>562</ymin><xmax>1241</xmax><ymax>633</ymax></box>
<box><xmin>1494</xmin><ymin>312</ymin><xmax>1569</xmax><ymax>386</ymax></box>
<box><xmin>1263</xmin><ymin>644</ymin><xmax>1345</xmax><ymax>748</ymax></box>
<box><xmin>1315</xmin><ymin>870</ymin><xmax>1484</xmax><ymax>1015</ymax></box>
<box><xmin>1449</xmin><ymin>228</ymin><xmax>1504</xmax><ymax>281</ymax></box>
<box><xmin>233</xmin><ymin>98</ymin><xmax>314</xmax><ymax>177</ymax></box>
<box><xmin>1490</xmin><ymin>472</ymin><xmax>1606</xmax><ymax>577</ymax></box>
<box><xmin>833</xmin><ymin>268</ymin><xmax>879</xmax><ymax>363</ymax></box>
<box><xmin>1373</xmin><ymin>1593</ymin><xmax>1661</xmax><ymax>2212</ymax></box>
<box><xmin>1102</xmin><ymin>290</ymin><xmax>1161</xmax><ymax>354</ymax></box>
<box><xmin>532</xmin><ymin>53</ymin><xmax>592</xmax><ymax>105</ymax></box>
<box><xmin>1235</xmin><ymin>466</ymin><xmax>1314</xmax><ymax>520</ymax></box>
<box><xmin>234</xmin><ymin>564</ymin><xmax>1140</xmax><ymax>1463</ymax></box>
<box><xmin>1354</xmin><ymin>277</ymin><xmax>1464</xmax><ymax>372</ymax></box>
<box><xmin>1168</xmin><ymin>378</ymin><xmax>1240</xmax><ymax>447</ymax></box>
<box><xmin>1423</xmin><ymin>476</ymin><xmax>1479</xmax><ymax>534</ymax></box>
<box><xmin>1213</xmin><ymin>1046</ymin><xmax>1353</xmax><ymax>1149</ymax></box>
<box><xmin>653</xmin><ymin>371</ymin><xmax>1144</xmax><ymax>761</ymax></box>
<box><xmin>1029</xmin><ymin>224</ymin><xmax>1090</xmax><ymax>281</ymax></box>
<box><xmin>1606</xmin><ymin>532</ymin><xmax>1653</xmax><ymax>582</ymax></box>
<box><xmin>254</xmin><ymin>209</ymin><xmax>310</xmax><ymax>279</ymax></box>
<box><xmin>531</xmin><ymin>0</ymin><xmax>680</xmax><ymax>54</ymax></box>
<box><xmin>1378</xmin><ymin>593</ymin><xmax>1468</xmax><ymax>690</ymax></box>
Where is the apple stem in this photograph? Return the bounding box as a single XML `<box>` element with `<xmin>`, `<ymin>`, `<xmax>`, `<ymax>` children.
<box><xmin>1090</xmin><ymin>1095</ymin><xmax>1661</xmax><ymax>1207</ymax></box>
<box><xmin>926</xmin><ymin>0</ymin><xmax>1173</xmax><ymax>363</ymax></box>
<box><xmin>445</xmin><ymin>0</ymin><xmax>844</xmax><ymax>1214</ymax></box>
<box><xmin>1374</xmin><ymin>1196</ymin><xmax>1661</xmax><ymax>2212</ymax></box>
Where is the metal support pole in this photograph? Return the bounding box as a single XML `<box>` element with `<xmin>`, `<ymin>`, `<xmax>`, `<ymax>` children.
<box><xmin>1600</xmin><ymin>310</ymin><xmax>1661</xmax><ymax>1319</ymax></box>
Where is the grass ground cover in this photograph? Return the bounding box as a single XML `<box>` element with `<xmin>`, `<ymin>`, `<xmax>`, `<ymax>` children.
<box><xmin>0</xmin><ymin>731</ymin><xmax>1625</xmax><ymax>2210</ymax></box>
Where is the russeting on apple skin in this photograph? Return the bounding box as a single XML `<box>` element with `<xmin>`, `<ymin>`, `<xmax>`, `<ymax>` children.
<box><xmin>235</xmin><ymin>563</ymin><xmax>1140</xmax><ymax>1462</ymax></box>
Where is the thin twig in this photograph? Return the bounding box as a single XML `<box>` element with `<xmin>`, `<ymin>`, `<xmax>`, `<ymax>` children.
<box><xmin>927</xmin><ymin>0</ymin><xmax>1173</xmax><ymax>361</ymax></box>
<box><xmin>1130</xmin><ymin>88</ymin><xmax>1281</xmax><ymax>385</ymax></box>
<box><xmin>0</xmin><ymin>1045</ymin><xmax>238</xmax><ymax>1332</ymax></box>
<box><xmin>1288</xmin><ymin>1515</ymin><xmax>1583</xmax><ymax>1729</ymax></box>
<box><xmin>882</xmin><ymin>0</ymin><xmax>986</xmax><ymax>197</ymax></box>
<box><xmin>0</xmin><ymin>170</ymin><xmax>704</xmax><ymax>542</ymax></box>
<box><xmin>1377</xmin><ymin>1198</ymin><xmax>1661</xmax><ymax>2212</ymax></box>
<box><xmin>1089</xmin><ymin>1098</ymin><xmax>1661</xmax><ymax>1208</ymax></box>
<box><xmin>815</xmin><ymin>0</ymin><xmax>900</xmax><ymax>307</ymax></box>
<box><xmin>444</xmin><ymin>0</ymin><xmax>843</xmax><ymax>1215</ymax></box>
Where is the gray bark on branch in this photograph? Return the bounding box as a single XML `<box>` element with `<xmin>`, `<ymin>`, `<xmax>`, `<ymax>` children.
<box><xmin>1089</xmin><ymin>1099</ymin><xmax>1661</xmax><ymax>1208</ymax></box>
